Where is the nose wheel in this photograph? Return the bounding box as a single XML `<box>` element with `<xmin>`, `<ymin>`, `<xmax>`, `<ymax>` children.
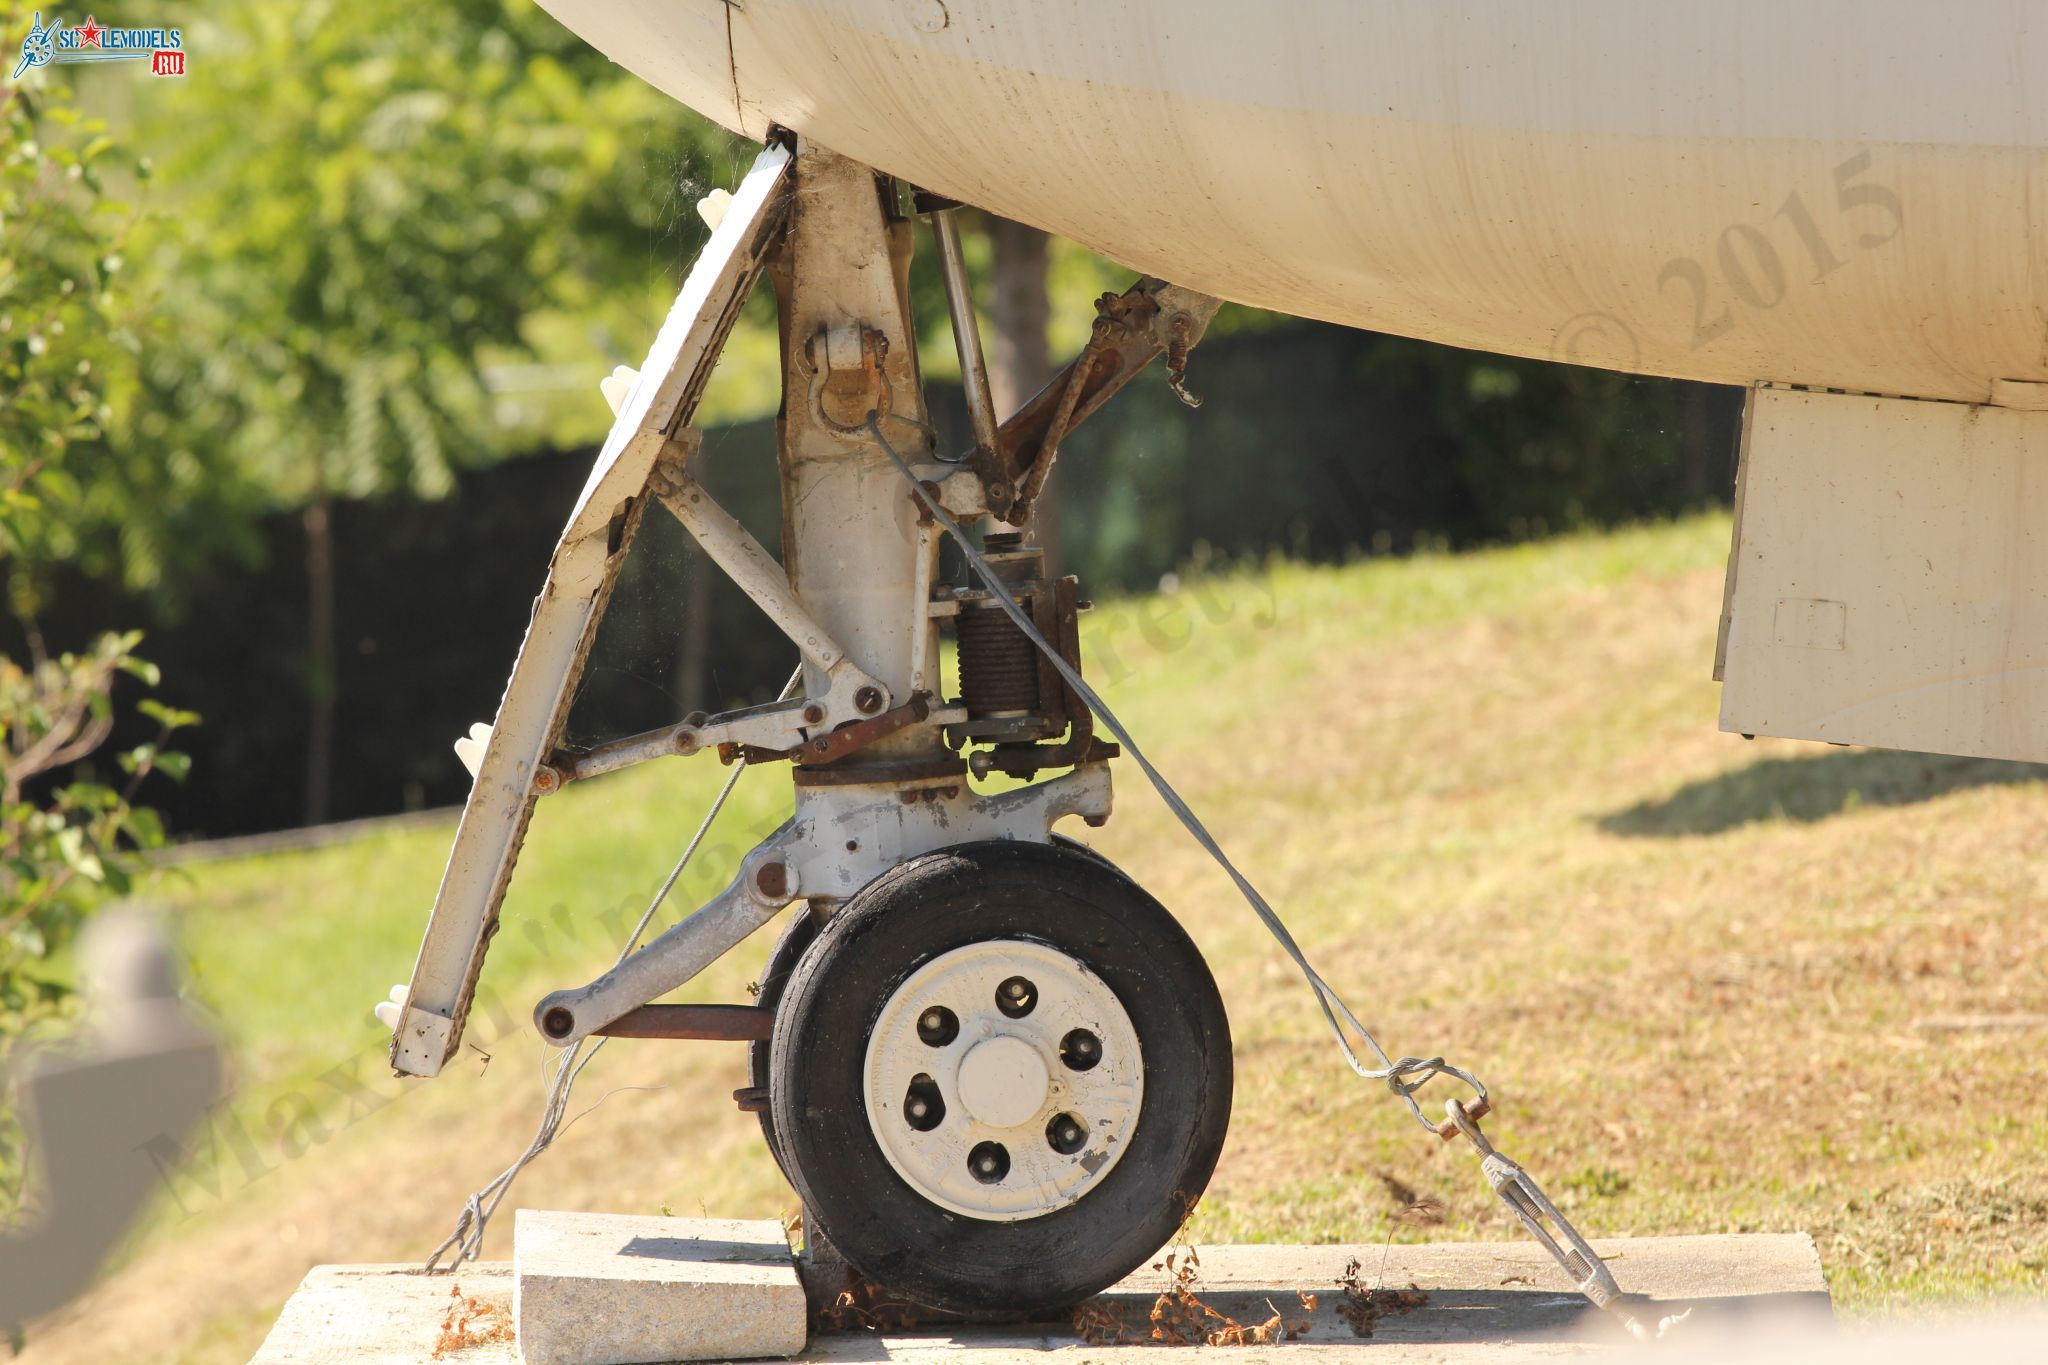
<box><xmin>766</xmin><ymin>840</ymin><xmax>1233</xmax><ymax>1316</ymax></box>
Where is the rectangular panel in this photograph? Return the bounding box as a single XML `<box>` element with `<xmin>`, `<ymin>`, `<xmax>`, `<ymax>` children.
<box><xmin>388</xmin><ymin>143</ymin><xmax>792</xmax><ymax>1078</ymax></box>
<box><xmin>1719</xmin><ymin>384</ymin><xmax>2048</xmax><ymax>762</ymax></box>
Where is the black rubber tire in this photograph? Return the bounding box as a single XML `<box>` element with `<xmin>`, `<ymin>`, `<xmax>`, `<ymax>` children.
<box><xmin>750</xmin><ymin>907</ymin><xmax>821</xmax><ymax>1179</ymax></box>
<box><xmin>754</xmin><ymin>838</ymin><xmax>1102</xmax><ymax>1181</ymax></box>
<box><xmin>768</xmin><ymin>839</ymin><xmax>1233</xmax><ymax>1317</ymax></box>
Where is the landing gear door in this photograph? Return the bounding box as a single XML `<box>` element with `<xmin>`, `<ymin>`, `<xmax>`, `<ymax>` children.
<box><xmin>1719</xmin><ymin>382</ymin><xmax>2048</xmax><ymax>764</ymax></box>
<box><xmin>388</xmin><ymin>144</ymin><xmax>793</xmax><ymax>1078</ymax></box>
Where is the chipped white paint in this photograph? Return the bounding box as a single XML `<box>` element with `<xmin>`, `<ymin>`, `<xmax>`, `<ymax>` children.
<box><xmin>388</xmin><ymin>144</ymin><xmax>793</xmax><ymax>1078</ymax></box>
<box><xmin>530</xmin><ymin>765</ymin><xmax>1113</xmax><ymax>1046</ymax></box>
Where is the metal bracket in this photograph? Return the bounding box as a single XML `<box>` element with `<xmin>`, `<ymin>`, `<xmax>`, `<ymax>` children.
<box><xmin>529</xmin><ymin>763</ymin><xmax>1115</xmax><ymax>1046</ymax></box>
<box><xmin>973</xmin><ymin>277</ymin><xmax>1222</xmax><ymax>523</ymax></box>
<box><xmin>650</xmin><ymin>433</ymin><xmax>892</xmax><ymax>750</ymax></box>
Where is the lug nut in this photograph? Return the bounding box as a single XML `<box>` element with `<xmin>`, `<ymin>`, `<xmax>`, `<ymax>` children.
<box><xmin>916</xmin><ymin>1005</ymin><xmax>959</xmax><ymax>1047</ymax></box>
<box><xmin>1060</xmin><ymin>1027</ymin><xmax>1102</xmax><ymax>1071</ymax></box>
<box><xmin>996</xmin><ymin>976</ymin><xmax>1037</xmax><ymax>1018</ymax></box>
<box><xmin>903</xmin><ymin>1073</ymin><xmax>945</xmax><ymax>1131</ymax></box>
<box><xmin>967</xmin><ymin>1140</ymin><xmax>1010</xmax><ymax>1183</ymax></box>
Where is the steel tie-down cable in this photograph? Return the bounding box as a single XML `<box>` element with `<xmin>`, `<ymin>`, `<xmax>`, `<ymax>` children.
<box><xmin>866</xmin><ymin>412</ymin><xmax>1678</xmax><ymax>1341</ymax></box>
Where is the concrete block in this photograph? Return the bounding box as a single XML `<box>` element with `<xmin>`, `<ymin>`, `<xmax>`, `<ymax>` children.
<box><xmin>512</xmin><ymin>1210</ymin><xmax>805</xmax><ymax>1365</ymax></box>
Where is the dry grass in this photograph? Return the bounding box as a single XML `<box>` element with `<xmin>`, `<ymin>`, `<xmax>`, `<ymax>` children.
<box><xmin>20</xmin><ymin>514</ymin><xmax>2048</xmax><ymax>1363</ymax></box>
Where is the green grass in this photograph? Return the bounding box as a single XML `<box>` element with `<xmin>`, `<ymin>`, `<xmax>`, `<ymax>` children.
<box><xmin>23</xmin><ymin>512</ymin><xmax>2048</xmax><ymax>1363</ymax></box>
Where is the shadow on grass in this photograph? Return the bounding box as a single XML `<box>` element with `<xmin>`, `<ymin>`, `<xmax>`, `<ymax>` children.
<box><xmin>1600</xmin><ymin>748</ymin><xmax>2048</xmax><ymax>837</ymax></box>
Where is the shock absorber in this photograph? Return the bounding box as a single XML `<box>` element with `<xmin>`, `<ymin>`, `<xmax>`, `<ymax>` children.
<box><xmin>946</xmin><ymin>532</ymin><xmax>1118</xmax><ymax>779</ymax></box>
<box><xmin>956</xmin><ymin>533</ymin><xmax>1054</xmax><ymax>730</ymax></box>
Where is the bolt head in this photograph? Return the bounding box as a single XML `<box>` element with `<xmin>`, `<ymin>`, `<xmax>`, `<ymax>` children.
<box><xmin>854</xmin><ymin>685</ymin><xmax>884</xmax><ymax>715</ymax></box>
<box><xmin>754</xmin><ymin>861</ymin><xmax>790</xmax><ymax>900</ymax></box>
<box><xmin>541</xmin><ymin>1006</ymin><xmax>574</xmax><ymax>1039</ymax></box>
<box><xmin>802</xmin><ymin>703</ymin><xmax>825</xmax><ymax>725</ymax></box>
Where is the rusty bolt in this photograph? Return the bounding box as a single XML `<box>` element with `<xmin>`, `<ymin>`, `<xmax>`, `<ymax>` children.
<box><xmin>1434</xmin><ymin>1096</ymin><xmax>1492</xmax><ymax>1142</ymax></box>
<box><xmin>811</xmin><ymin>738</ymin><xmax>832</xmax><ymax>754</ymax></box>
<box><xmin>1083</xmin><ymin>813</ymin><xmax>1109</xmax><ymax>829</ymax></box>
<box><xmin>673</xmin><ymin>728</ymin><xmax>700</xmax><ymax>757</ymax></box>
<box><xmin>755</xmin><ymin>861</ymin><xmax>791</xmax><ymax>901</ymax></box>
<box><xmin>532</xmin><ymin>766</ymin><xmax>562</xmax><ymax>795</ymax></box>
<box><xmin>541</xmin><ymin>1006</ymin><xmax>575</xmax><ymax>1040</ymax></box>
<box><xmin>941</xmin><ymin>785</ymin><xmax>961</xmax><ymax>800</ymax></box>
<box><xmin>898</xmin><ymin>790</ymin><xmax>920</xmax><ymax>805</ymax></box>
<box><xmin>854</xmin><ymin>685</ymin><xmax>884</xmax><ymax>714</ymax></box>
<box><xmin>684</xmin><ymin>711</ymin><xmax>711</xmax><ymax>728</ymax></box>
<box><xmin>802</xmin><ymin>703</ymin><xmax>825</xmax><ymax>725</ymax></box>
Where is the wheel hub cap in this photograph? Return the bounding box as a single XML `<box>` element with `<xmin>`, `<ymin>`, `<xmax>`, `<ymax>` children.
<box><xmin>956</xmin><ymin>1035</ymin><xmax>1050</xmax><ymax>1127</ymax></box>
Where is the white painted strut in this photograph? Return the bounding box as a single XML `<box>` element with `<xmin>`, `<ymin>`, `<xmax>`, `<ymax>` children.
<box><xmin>387</xmin><ymin>144</ymin><xmax>794</xmax><ymax>1078</ymax></box>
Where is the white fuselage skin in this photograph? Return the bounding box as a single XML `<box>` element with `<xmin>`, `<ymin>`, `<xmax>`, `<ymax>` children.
<box><xmin>541</xmin><ymin>0</ymin><xmax>2048</xmax><ymax>404</ymax></box>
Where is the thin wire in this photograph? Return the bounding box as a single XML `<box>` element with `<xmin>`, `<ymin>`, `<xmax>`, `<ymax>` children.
<box><xmin>426</xmin><ymin>665</ymin><xmax>804</xmax><ymax>1271</ymax></box>
<box><xmin>866</xmin><ymin>413</ymin><xmax>1482</xmax><ymax>1131</ymax></box>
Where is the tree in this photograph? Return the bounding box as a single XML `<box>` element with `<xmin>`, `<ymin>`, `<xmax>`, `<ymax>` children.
<box><xmin>131</xmin><ymin>0</ymin><xmax>745</xmax><ymax>822</ymax></box>
<box><xmin>0</xmin><ymin>9</ymin><xmax>196</xmax><ymax>1213</ymax></box>
<box><xmin>1</xmin><ymin>25</ymin><xmax>142</xmax><ymax>619</ymax></box>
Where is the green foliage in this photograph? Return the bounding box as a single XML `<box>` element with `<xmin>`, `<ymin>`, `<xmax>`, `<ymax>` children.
<box><xmin>0</xmin><ymin>38</ymin><xmax>148</xmax><ymax>611</ymax></box>
<box><xmin>0</xmin><ymin>630</ymin><xmax>194</xmax><ymax>1211</ymax></box>
<box><xmin>129</xmin><ymin>0</ymin><xmax>746</xmax><ymax>513</ymax></box>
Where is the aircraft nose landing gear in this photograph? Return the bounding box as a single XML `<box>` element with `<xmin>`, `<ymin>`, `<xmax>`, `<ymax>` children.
<box><xmin>388</xmin><ymin>138</ymin><xmax>1230</xmax><ymax>1319</ymax></box>
<box><xmin>769</xmin><ymin>841</ymin><xmax>1232</xmax><ymax>1317</ymax></box>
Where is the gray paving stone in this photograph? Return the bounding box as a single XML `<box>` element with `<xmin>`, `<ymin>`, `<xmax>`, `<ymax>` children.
<box><xmin>512</xmin><ymin>1211</ymin><xmax>805</xmax><ymax>1365</ymax></box>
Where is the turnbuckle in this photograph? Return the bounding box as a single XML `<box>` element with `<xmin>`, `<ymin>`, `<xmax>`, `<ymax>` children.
<box><xmin>1442</xmin><ymin>1098</ymin><xmax>1674</xmax><ymax>1343</ymax></box>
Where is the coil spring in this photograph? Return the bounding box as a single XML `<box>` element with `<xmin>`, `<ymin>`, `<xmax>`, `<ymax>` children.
<box><xmin>958</xmin><ymin>606</ymin><xmax>1040</xmax><ymax>714</ymax></box>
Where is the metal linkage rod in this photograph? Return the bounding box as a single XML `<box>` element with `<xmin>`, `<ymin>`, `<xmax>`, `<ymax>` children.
<box><xmin>931</xmin><ymin>208</ymin><xmax>1002</xmax><ymax>463</ymax></box>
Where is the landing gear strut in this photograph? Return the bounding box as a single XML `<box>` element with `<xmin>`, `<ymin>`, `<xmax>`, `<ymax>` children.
<box><xmin>387</xmin><ymin>135</ymin><xmax>1225</xmax><ymax>1317</ymax></box>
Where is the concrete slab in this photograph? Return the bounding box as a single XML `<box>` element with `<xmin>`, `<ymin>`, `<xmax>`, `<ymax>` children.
<box><xmin>249</xmin><ymin>1232</ymin><xmax>1830</xmax><ymax>1364</ymax></box>
<box><xmin>513</xmin><ymin>1212</ymin><xmax>806</xmax><ymax>1365</ymax></box>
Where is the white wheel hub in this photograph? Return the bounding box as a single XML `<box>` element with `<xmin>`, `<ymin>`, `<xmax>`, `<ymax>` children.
<box><xmin>862</xmin><ymin>938</ymin><xmax>1144</xmax><ymax>1222</ymax></box>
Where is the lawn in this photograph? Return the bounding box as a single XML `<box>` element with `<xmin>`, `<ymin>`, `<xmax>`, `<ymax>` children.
<box><xmin>21</xmin><ymin>512</ymin><xmax>2048</xmax><ymax>1363</ymax></box>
